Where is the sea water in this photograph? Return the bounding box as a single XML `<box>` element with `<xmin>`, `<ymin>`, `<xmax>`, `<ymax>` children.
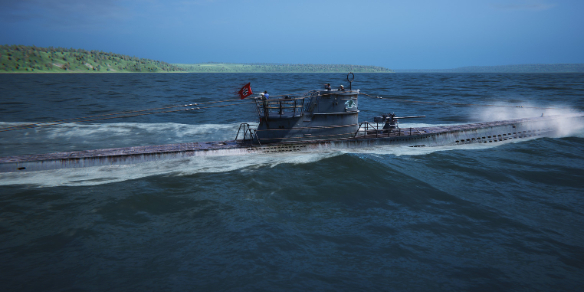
<box><xmin>0</xmin><ymin>73</ymin><xmax>583</xmax><ymax>291</ymax></box>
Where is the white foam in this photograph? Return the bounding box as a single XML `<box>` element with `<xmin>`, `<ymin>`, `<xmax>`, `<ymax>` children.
<box><xmin>0</xmin><ymin>136</ymin><xmax>524</xmax><ymax>188</ymax></box>
<box><xmin>341</xmin><ymin>138</ymin><xmax>518</xmax><ymax>157</ymax></box>
<box><xmin>1</xmin><ymin>121</ymin><xmax>258</xmax><ymax>136</ymax></box>
<box><xmin>472</xmin><ymin>104</ymin><xmax>584</xmax><ymax>138</ymax></box>
<box><xmin>0</xmin><ymin>122</ymin><xmax>260</xmax><ymax>153</ymax></box>
<box><xmin>0</xmin><ymin>150</ymin><xmax>343</xmax><ymax>187</ymax></box>
<box><xmin>43</xmin><ymin>122</ymin><xmax>246</xmax><ymax>144</ymax></box>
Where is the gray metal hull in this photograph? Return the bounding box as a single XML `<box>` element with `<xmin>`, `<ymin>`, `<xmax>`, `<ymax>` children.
<box><xmin>1</xmin><ymin>114</ymin><xmax>580</xmax><ymax>173</ymax></box>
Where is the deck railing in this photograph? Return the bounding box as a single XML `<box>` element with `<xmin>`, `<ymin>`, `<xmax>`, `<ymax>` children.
<box><xmin>354</xmin><ymin>122</ymin><xmax>409</xmax><ymax>138</ymax></box>
<box><xmin>235</xmin><ymin>123</ymin><xmax>261</xmax><ymax>145</ymax></box>
<box><xmin>354</xmin><ymin>122</ymin><xmax>380</xmax><ymax>138</ymax></box>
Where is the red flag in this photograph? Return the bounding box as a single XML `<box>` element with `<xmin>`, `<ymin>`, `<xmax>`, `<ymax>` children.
<box><xmin>238</xmin><ymin>83</ymin><xmax>253</xmax><ymax>99</ymax></box>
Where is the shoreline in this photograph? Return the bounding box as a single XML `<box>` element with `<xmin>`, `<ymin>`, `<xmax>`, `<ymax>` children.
<box><xmin>0</xmin><ymin>71</ymin><xmax>396</xmax><ymax>74</ymax></box>
<box><xmin>4</xmin><ymin>71</ymin><xmax>584</xmax><ymax>74</ymax></box>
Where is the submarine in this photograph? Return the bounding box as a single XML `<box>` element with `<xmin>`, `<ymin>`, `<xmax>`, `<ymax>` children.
<box><xmin>1</xmin><ymin>73</ymin><xmax>582</xmax><ymax>173</ymax></box>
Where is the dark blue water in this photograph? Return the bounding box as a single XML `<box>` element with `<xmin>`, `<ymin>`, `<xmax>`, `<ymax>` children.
<box><xmin>1</xmin><ymin>73</ymin><xmax>584</xmax><ymax>291</ymax></box>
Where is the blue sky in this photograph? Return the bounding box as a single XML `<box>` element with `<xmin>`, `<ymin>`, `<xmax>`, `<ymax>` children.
<box><xmin>1</xmin><ymin>0</ymin><xmax>582</xmax><ymax>69</ymax></box>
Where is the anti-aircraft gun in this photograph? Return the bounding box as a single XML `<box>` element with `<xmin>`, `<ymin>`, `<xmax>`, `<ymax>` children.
<box><xmin>373</xmin><ymin>113</ymin><xmax>426</xmax><ymax>132</ymax></box>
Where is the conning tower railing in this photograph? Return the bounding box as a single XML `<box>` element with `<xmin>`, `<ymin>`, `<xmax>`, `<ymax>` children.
<box><xmin>254</xmin><ymin>97</ymin><xmax>307</xmax><ymax>118</ymax></box>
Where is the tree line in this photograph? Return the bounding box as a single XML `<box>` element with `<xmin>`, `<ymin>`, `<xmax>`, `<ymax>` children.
<box><xmin>0</xmin><ymin>45</ymin><xmax>187</xmax><ymax>73</ymax></box>
<box><xmin>175</xmin><ymin>63</ymin><xmax>394</xmax><ymax>73</ymax></box>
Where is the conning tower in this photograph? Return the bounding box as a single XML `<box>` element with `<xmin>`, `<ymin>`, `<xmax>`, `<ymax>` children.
<box><xmin>254</xmin><ymin>74</ymin><xmax>360</xmax><ymax>144</ymax></box>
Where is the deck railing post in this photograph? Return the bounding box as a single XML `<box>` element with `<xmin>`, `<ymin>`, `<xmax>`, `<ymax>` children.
<box><xmin>262</xmin><ymin>99</ymin><xmax>268</xmax><ymax>119</ymax></box>
<box><xmin>279</xmin><ymin>101</ymin><xmax>282</xmax><ymax>116</ymax></box>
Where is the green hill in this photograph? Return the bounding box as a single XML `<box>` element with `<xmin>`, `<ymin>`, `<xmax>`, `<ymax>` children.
<box><xmin>0</xmin><ymin>45</ymin><xmax>393</xmax><ymax>73</ymax></box>
<box><xmin>0</xmin><ymin>45</ymin><xmax>186</xmax><ymax>73</ymax></box>
<box><xmin>173</xmin><ymin>62</ymin><xmax>394</xmax><ymax>73</ymax></box>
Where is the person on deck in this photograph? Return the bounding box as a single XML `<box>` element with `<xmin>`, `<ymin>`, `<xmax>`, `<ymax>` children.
<box><xmin>325</xmin><ymin>83</ymin><xmax>331</xmax><ymax>91</ymax></box>
<box><xmin>339</xmin><ymin>85</ymin><xmax>345</xmax><ymax>91</ymax></box>
<box><xmin>264</xmin><ymin>91</ymin><xmax>269</xmax><ymax>99</ymax></box>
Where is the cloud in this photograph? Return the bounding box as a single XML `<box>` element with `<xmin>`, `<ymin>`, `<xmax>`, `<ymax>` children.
<box><xmin>490</xmin><ymin>1</ymin><xmax>556</xmax><ymax>11</ymax></box>
<box><xmin>0</xmin><ymin>0</ymin><xmax>130</xmax><ymax>28</ymax></box>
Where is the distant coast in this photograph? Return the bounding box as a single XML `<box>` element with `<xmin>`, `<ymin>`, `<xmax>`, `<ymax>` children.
<box><xmin>3</xmin><ymin>45</ymin><xmax>583</xmax><ymax>74</ymax></box>
<box><xmin>395</xmin><ymin>64</ymin><xmax>584</xmax><ymax>73</ymax></box>
<box><xmin>173</xmin><ymin>62</ymin><xmax>394</xmax><ymax>73</ymax></box>
<box><xmin>0</xmin><ymin>45</ymin><xmax>393</xmax><ymax>74</ymax></box>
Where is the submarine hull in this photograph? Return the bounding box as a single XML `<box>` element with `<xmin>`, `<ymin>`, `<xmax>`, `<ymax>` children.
<box><xmin>1</xmin><ymin>114</ymin><xmax>579</xmax><ymax>173</ymax></box>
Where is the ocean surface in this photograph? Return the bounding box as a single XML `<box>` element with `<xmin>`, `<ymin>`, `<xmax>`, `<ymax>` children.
<box><xmin>1</xmin><ymin>73</ymin><xmax>583</xmax><ymax>291</ymax></box>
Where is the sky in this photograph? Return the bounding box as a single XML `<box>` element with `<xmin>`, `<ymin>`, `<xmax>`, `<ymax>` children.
<box><xmin>0</xmin><ymin>0</ymin><xmax>583</xmax><ymax>69</ymax></box>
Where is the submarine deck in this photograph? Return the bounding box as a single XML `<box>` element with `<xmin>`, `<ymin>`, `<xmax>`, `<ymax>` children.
<box><xmin>1</xmin><ymin>114</ymin><xmax>578</xmax><ymax>167</ymax></box>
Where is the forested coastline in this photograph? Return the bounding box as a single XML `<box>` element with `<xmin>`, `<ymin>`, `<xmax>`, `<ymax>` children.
<box><xmin>174</xmin><ymin>62</ymin><xmax>394</xmax><ymax>73</ymax></box>
<box><xmin>0</xmin><ymin>45</ymin><xmax>393</xmax><ymax>73</ymax></box>
<box><xmin>0</xmin><ymin>45</ymin><xmax>186</xmax><ymax>73</ymax></box>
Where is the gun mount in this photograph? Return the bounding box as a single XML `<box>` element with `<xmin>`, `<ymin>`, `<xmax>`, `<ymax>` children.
<box><xmin>374</xmin><ymin>113</ymin><xmax>426</xmax><ymax>132</ymax></box>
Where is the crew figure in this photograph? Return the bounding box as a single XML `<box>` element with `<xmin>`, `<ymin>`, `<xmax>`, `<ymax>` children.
<box><xmin>339</xmin><ymin>85</ymin><xmax>345</xmax><ymax>91</ymax></box>
<box><xmin>261</xmin><ymin>92</ymin><xmax>269</xmax><ymax>118</ymax></box>
<box><xmin>325</xmin><ymin>83</ymin><xmax>331</xmax><ymax>91</ymax></box>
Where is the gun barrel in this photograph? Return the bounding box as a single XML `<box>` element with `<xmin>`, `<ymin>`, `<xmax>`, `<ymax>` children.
<box><xmin>394</xmin><ymin>115</ymin><xmax>426</xmax><ymax>119</ymax></box>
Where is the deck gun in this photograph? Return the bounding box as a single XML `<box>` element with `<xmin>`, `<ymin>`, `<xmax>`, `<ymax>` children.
<box><xmin>374</xmin><ymin>113</ymin><xmax>426</xmax><ymax>131</ymax></box>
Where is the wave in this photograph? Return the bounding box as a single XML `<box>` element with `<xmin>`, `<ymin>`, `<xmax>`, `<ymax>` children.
<box><xmin>0</xmin><ymin>122</ymin><xmax>259</xmax><ymax>156</ymax></box>
<box><xmin>471</xmin><ymin>105</ymin><xmax>584</xmax><ymax>138</ymax></box>
<box><xmin>0</xmin><ymin>121</ymin><xmax>256</xmax><ymax>140</ymax></box>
